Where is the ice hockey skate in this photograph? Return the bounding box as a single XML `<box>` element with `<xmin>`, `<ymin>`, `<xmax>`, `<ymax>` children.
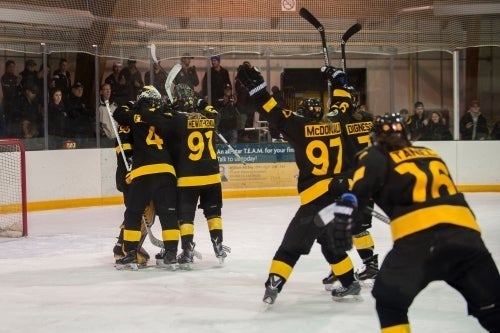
<box><xmin>211</xmin><ymin>237</ymin><xmax>231</xmax><ymax>264</ymax></box>
<box><xmin>262</xmin><ymin>274</ymin><xmax>283</xmax><ymax>310</ymax></box>
<box><xmin>115</xmin><ymin>250</ymin><xmax>139</xmax><ymax>270</ymax></box>
<box><xmin>322</xmin><ymin>271</ymin><xmax>338</xmax><ymax>291</ymax></box>
<box><xmin>355</xmin><ymin>254</ymin><xmax>379</xmax><ymax>287</ymax></box>
<box><xmin>113</xmin><ymin>243</ymin><xmax>150</xmax><ymax>265</ymax></box>
<box><xmin>331</xmin><ymin>280</ymin><xmax>362</xmax><ymax>302</ymax></box>
<box><xmin>155</xmin><ymin>249</ymin><xmax>179</xmax><ymax>270</ymax></box>
<box><xmin>177</xmin><ymin>242</ymin><xmax>196</xmax><ymax>270</ymax></box>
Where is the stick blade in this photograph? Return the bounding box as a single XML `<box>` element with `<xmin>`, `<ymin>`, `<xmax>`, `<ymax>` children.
<box><xmin>299</xmin><ymin>7</ymin><xmax>323</xmax><ymax>31</ymax></box>
<box><xmin>342</xmin><ymin>23</ymin><xmax>362</xmax><ymax>43</ymax></box>
<box><xmin>150</xmin><ymin>43</ymin><xmax>159</xmax><ymax>64</ymax></box>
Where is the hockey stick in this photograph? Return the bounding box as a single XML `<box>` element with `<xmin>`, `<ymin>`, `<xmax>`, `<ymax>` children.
<box><xmin>165</xmin><ymin>63</ymin><xmax>183</xmax><ymax>103</ymax></box>
<box><xmin>365</xmin><ymin>206</ymin><xmax>390</xmax><ymax>225</ymax></box>
<box><xmin>341</xmin><ymin>23</ymin><xmax>362</xmax><ymax>73</ymax></box>
<box><xmin>299</xmin><ymin>7</ymin><xmax>332</xmax><ymax>106</ymax></box>
<box><xmin>105</xmin><ymin>101</ymin><xmax>131</xmax><ymax>172</ymax></box>
<box><xmin>216</xmin><ymin>130</ymin><xmax>246</xmax><ymax>165</ymax></box>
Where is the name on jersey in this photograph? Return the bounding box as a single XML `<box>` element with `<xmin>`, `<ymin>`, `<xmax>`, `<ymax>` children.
<box><xmin>390</xmin><ymin>147</ymin><xmax>440</xmax><ymax>163</ymax></box>
<box><xmin>346</xmin><ymin>121</ymin><xmax>372</xmax><ymax>135</ymax></box>
<box><xmin>187</xmin><ymin>118</ymin><xmax>215</xmax><ymax>129</ymax></box>
<box><xmin>305</xmin><ymin>122</ymin><xmax>341</xmax><ymax>137</ymax></box>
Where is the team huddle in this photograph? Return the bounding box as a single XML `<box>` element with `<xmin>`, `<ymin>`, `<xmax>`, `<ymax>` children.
<box><xmin>108</xmin><ymin>59</ymin><xmax>500</xmax><ymax>332</ymax></box>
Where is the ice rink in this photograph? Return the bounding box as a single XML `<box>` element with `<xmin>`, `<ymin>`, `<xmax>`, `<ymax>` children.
<box><xmin>1</xmin><ymin>193</ymin><xmax>499</xmax><ymax>333</ymax></box>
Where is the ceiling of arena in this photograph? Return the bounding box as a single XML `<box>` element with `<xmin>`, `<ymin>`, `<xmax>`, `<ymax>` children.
<box><xmin>0</xmin><ymin>0</ymin><xmax>499</xmax><ymax>61</ymax></box>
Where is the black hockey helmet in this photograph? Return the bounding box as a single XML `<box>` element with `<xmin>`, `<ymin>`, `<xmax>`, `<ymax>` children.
<box><xmin>345</xmin><ymin>85</ymin><xmax>359</xmax><ymax>110</ymax></box>
<box><xmin>297</xmin><ymin>98</ymin><xmax>323</xmax><ymax>120</ymax></box>
<box><xmin>174</xmin><ymin>83</ymin><xmax>196</xmax><ymax>112</ymax></box>
<box><xmin>137</xmin><ymin>85</ymin><xmax>162</xmax><ymax>107</ymax></box>
<box><xmin>371</xmin><ymin>113</ymin><xmax>411</xmax><ymax>150</ymax></box>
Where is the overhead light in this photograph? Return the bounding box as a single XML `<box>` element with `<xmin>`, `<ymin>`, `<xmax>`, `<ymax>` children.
<box><xmin>433</xmin><ymin>2</ymin><xmax>500</xmax><ymax>16</ymax></box>
<box><xmin>0</xmin><ymin>3</ymin><xmax>93</xmax><ymax>28</ymax></box>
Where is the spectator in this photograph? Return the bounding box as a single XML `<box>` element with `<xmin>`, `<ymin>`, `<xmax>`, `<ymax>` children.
<box><xmin>216</xmin><ymin>83</ymin><xmax>239</xmax><ymax>145</ymax></box>
<box><xmin>399</xmin><ymin>108</ymin><xmax>410</xmax><ymax>123</ymax></box>
<box><xmin>19</xmin><ymin>85</ymin><xmax>43</xmax><ymax>138</ymax></box>
<box><xmin>421</xmin><ymin>110</ymin><xmax>453</xmax><ymax>141</ymax></box>
<box><xmin>98</xmin><ymin>83</ymin><xmax>117</xmax><ymax>148</ymax></box>
<box><xmin>144</xmin><ymin>61</ymin><xmax>168</xmax><ymax>98</ymax></box>
<box><xmin>119</xmin><ymin>58</ymin><xmax>144</xmax><ymax>101</ymax></box>
<box><xmin>68</xmin><ymin>82</ymin><xmax>95</xmax><ymax>148</ymax></box>
<box><xmin>235</xmin><ymin>61</ymin><xmax>255</xmax><ymax>142</ymax></box>
<box><xmin>1</xmin><ymin>60</ymin><xmax>21</xmax><ymax>135</ymax></box>
<box><xmin>36</xmin><ymin>63</ymin><xmax>52</xmax><ymax>102</ymax></box>
<box><xmin>0</xmin><ymin>104</ymin><xmax>4</xmax><ymax>138</ymax></box>
<box><xmin>202</xmin><ymin>55</ymin><xmax>231</xmax><ymax>105</ymax></box>
<box><xmin>47</xmin><ymin>89</ymin><xmax>70</xmax><ymax>148</ymax></box>
<box><xmin>459</xmin><ymin>99</ymin><xmax>489</xmax><ymax>140</ymax></box>
<box><xmin>51</xmin><ymin>58</ymin><xmax>71</xmax><ymax>100</ymax></box>
<box><xmin>407</xmin><ymin>101</ymin><xmax>428</xmax><ymax>140</ymax></box>
<box><xmin>175</xmin><ymin>53</ymin><xmax>199</xmax><ymax>92</ymax></box>
<box><xmin>491</xmin><ymin>120</ymin><xmax>500</xmax><ymax>140</ymax></box>
<box><xmin>105</xmin><ymin>61</ymin><xmax>128</xmax><ymax>105</ymax></box>
<box><xmin>19</xmin><ymin>59</ymin><xmax>38</xmax><ymax>91</ymax></box>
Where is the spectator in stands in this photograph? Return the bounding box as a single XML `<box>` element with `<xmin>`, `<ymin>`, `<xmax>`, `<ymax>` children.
<box><xmin>0</xmin><ymin>104</ymin><xmax>4</xmax><ymax>138</ymax></box>
<box><xmin>459</xmin><ymin>99</ymin><xmax>489</xmax><ymax>140</ymax></box>
<box><xmin>36</xmin><ymin>63</ymin><xmax>52</xmax><ymax>102</ymax></box>
<box><xmin>19</xmin><ymin>59</ymin><xmax>38</xmax><ymax>91</ymax></box>
<box><xmin>119</xmin><ymin>58</ymin><xmax>144</xmax><ymax>102</ymax></box>
<box><xmin>399</xmin><ymin>108</ymin><xmax>410</xmax><ymax>123</ymax></box>
<box><xmin>144</xmin><ymin>61</ymin><xmax>168</xmax><ymax>98</ymax></box>
<box><xmin>19</xmin><ymin>85</ymin><xmax>43</xmax><ymax>139</ymax></box>
<box><xmin>491</xmin><ymin>120</ymin><xmax>500</xmax><ymax>140</ymax></box>
<box><xmin>98</xmin><ymin>83</ymin><xmax>117</xmax><ymax>148</ymax></box>
<box><xmin>421</xmin><ymin>110</ymin><xmax>453</xmax><ymax>141</ymax></box>
<box><xmin>407</xmin><ymin>101</ymin><xmax>428</xmax><ymax>140</ymax></box>
<box><xmin>105</xmin><ymin>61</ymin><xmax>128</xmax><ymax>105</ymax></box>
<box><xmin>51</xmin><ymin>58</ymin><xmax>72</xmax><ymax>101</ymax></box>
<box><xmin>235</xmin><ymin>61</ymin><xmax>255</xmax><ymax>142</ymax></box>
<box><xmin>47</xmin><ymin>89</ymin><xmax>69</xmax><ymax>148</ymax></box>
<box><xmin>175</xmin><ymin>53</ymin><xmax>199</xmax><ymax>93</ymax></box>
<box><xmin>68</xmin><ymin>82</ymin><xmax>95</xmax><ymax>148</ymax></box>
<box><xmin>1</xmin><ymin>60</ymin><xmax>21</xmax><ymax>136</ymax></box>
<box><xmin>216</xmin><ymin>83</ymin><xmax>239</xmax><ymax>145</ymax></box>
<box><xmin>202</xmin><ymin>55</ymin><xmax>231</xmax><ymax>105</ymax></box>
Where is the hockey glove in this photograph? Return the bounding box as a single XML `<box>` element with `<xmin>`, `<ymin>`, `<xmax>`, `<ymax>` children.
<box><xmin>321</xmin><ymin>66</ymin><xmax>347</xmax><ymax>87</ymax></box>
<box><xmin>236</xmin><ymin>64</ymin><xmax>268</xmax><ymax>98</ymax></box>
<box><xmin>315</xmin><ymin>193</ymin><xmax>358</xmax><ymax>252</ymax></box>
<box><xmin>328</xmin><ymin>172</ymin><xmax>352</xmax><ymax>197</ymax></box>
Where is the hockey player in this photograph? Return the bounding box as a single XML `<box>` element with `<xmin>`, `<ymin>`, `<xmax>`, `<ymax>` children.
<box><xmin>321</xmin><ymin>66</ymin><xmax>378</xmax><ymax>290</ymax></box>
<box><xmin>236</xmin><ymin>63</ymin><xmax>360</xmax><ymax>307</ymax></box>
<box><xmin>319</xmin><ymin>113</ymin><xmax>500</xmax><ymax>332</ymax></box>
<box><xmin>112</xmin><ymin>86</ymin><xmax>179</xmax><ymax>270</ymax></box>
<box><xmin>138</xmin><ymin>83</ymin><xmax>230</xmax><ymax>269</ymax></box>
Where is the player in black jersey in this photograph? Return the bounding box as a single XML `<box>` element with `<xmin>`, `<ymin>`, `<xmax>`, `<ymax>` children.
<box><xmin>140</xmin><ymin>84</ymin><xmax>230</xmax><ymax>269</ymax></box>
<box><xmin>322</xmin><ymin>66</ymin><xmax>378</xmax><ymax>289</ymax></box>
<box><xmin>320</xmin><ymin>113</ymin><xmax>500</xmax><ymax>332</ymax></box>
<box><xmin>236</xmin><ymin>64</ymin><xmax>360</xmax><ymax>307</ymax></box>
<box><xmin>112</xmin><ymin>86</ymin><xmax>179</xmax><ymax>270</ymax></box>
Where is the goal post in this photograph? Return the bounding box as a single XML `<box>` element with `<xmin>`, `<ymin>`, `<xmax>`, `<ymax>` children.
<box><xmin>0</xmin><ymin>139</ymin><xmax>28</xmax><ymax>237</ymax></box>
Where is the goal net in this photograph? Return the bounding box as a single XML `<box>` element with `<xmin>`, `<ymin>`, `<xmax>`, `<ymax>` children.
<box><xmin>0</xmin><ymin>139</ymin><xmax>28</xmax><ymax>237</ymax></box>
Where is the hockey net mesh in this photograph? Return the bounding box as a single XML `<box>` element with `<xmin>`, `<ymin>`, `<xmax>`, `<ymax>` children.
<box><xmin>0</xmin><ymin>0</ymin><xmax>498</xmax><ymax>61</ymax></box>
<box><xmin>0</xmin><ymin>140</ymin><xmax>27</xmax><ymax>238</ymax></box>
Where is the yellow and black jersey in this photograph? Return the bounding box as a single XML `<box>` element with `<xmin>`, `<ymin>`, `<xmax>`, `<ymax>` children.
<box><xmin>350</xmin><ymin>145</ymin><xmax>481</xmax><ymax>241</ymax></box>
<box><xmin>327</xmin><ymin>87</ymin><xmax>373</xmax><ymax>170</ymax></box>
<box><xmin>113</xmin><ymin>103</ymin><xmax>176</xmax><ymax>182</ymax></box>
<box><xmin>114</xmin><ymin>124</ymin><xmax>133</xmax><ymax>192</ymax></box>
<box><xmin>260</xmin><ymin>97</ymin><xmax>343</xmax><ymax>206</ymax></box>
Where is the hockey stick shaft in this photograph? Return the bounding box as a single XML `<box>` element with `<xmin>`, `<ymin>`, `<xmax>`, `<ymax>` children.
<box><xmin>341</xmin><ymin>23</ymin><xmax>362</xmax><ymax>73</ymax></box>
<box><xmin>216</xmin><ymin>131</ymin><xmax>246</xmax><ymax>165</ymax></box>
<box><xmin>365</xmin><ymin>206</ymin><xmax>390</xmax><ymax>224</ymax></box>
<box><xmin>105</xmin><ymin>101</ymin><xmax>131</xmax><ymax>172</ymax></box>
<box><xmin>299</xmin><ymin>7</ymin><xmax>332</xmax><ymax>105</ymax></box>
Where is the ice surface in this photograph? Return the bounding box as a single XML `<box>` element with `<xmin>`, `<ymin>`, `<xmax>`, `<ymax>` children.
<box><xmin>0</xmin><ymin>193</ymin><xmax>498</xmax><ymax>333</ymax></box>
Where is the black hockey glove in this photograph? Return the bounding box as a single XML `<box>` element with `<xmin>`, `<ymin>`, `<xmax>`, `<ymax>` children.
<box><xmin>314</xmin><ymin>193</ymin><xmax>358</xmax><ymax>252</ymax></box>
<box><xmin>328</xmin><ymin>172</ymin><xmax>352</xmax><ymax>197</ymax></box>
<box><xmin>236</xmin><ymin>64</ymin><xmax>269</xmax><ymax>99</ymax></box>
<box><xmin>196</xmin><ymin>99</ymin><xmax>218</xmax><ymax>118</ymax></box>
<box><xmin>321</xmin><ymin>66</ymin><xmax>347</xmax><ymax>87</ymax></box>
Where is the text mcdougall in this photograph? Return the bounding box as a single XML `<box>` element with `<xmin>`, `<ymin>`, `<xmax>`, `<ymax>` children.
<box><xmin>305</xmin><ymin>123</ymin><xmax>341</xmax><ymax>137</ymax></box>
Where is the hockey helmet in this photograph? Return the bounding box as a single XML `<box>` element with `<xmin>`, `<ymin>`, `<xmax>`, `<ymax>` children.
<box><xmin>174</xmin><ymin>83</ymin><xmax>196</xmax><ymax>112</ymax></box>
<box><xmin>297</xmin><ymin>98</ymin><xmax>323</xmax><ymax>120</ymax></box>
<box><xmin>371</xmin><ymin>113</ymin><xmax>411</xmax><ymax>150</ymax></box>
<box><xmin>345</xmin><ymin>85</ymin><xmax>359</xmax><ymax>110</ymax></box>
<box><xmin>137</xmin><ymin>85</ymin><xmax>162</xmax><ymax>107</ymax></box>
